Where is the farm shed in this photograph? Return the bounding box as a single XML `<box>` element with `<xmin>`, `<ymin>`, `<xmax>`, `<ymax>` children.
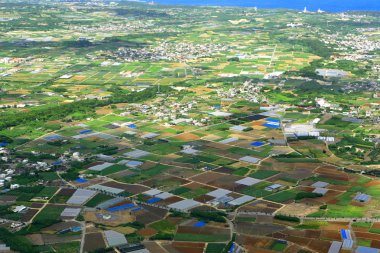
<box><xmin>228</xmin><ymin>195</ymin><xmax>255</xmax><ymax>206</ymax></box>
<box><xmin>66</xmin><ymin>189</ymin><xmax>96</xmax><ymax>205</ymax></box>
<box><xmin>207</xmin><ymin>189</ymin><xmax>232</xmax><ymax>198</ymax></box>
<box><xmin>235</xmin><ymin>177</ymin><xmax>261</xmax><ymax>186</ymax></box>
<box><xmin>88</xmin><ymin>162</ymin><xmax>114</xmax><ymax>172</ymax></box>
<box><xmin>124</xmin><ymin>149</ymin><xmax>151</xmax><ymax>158</ymax></box>
<box><xmin>168</xmin><ymin>199</ymin><xmax>200</xmax><ymax>211</ymax></box>
<box><xmin>219</xmin><ymin>137</ymin><xmax>239</xmax><ymax>144</ymax></box>
<box><xmin>239</xmin><ymin>156</ymin><xmax>261</xmax><ymax>164</ymax></box>
<box><xmin>104</xmin><ymin>230</ymin><xmax>128</xmax><ymax>247</ymax></box>
<box><xmin>354</xmin><ymin>193</ymin><xmax>371</xmax><ymax>202</ymax></box>
<box><xmin>89</xmin><ymin>184</ymin><xmax>124</xmax><ymax>195</ymax></box>
<box><xmin>61</xmin><ymin>207</ymin><xmax>81</xmax><ymax>219</ymax></box>
<box><xmin>141</xmin><ymin>133</ymin><xmax>160</xmax><ymax>139</ymax></box>
<box><xmin>143</xmin><ymin>189</ymin><xmax>162</xmax><ymax>197</ymax></box>
<box><xmin>327</xmin><ymin>241</ymin><xmax>342</xmax><ymax>253</ymax></box>
<box><xmin>230</xmin><ymin>125</ymin><xmax>248</xmax><ymax>131</ymax></box>
<box><xmin>312</xmin><ymin>188</ymin><xmax>328</xmax><ymax>196</ymax></box>
<box><xmin>311</xmin><ymin>181</ymin><xmax>329</xmax><ymax>188</ymax></box>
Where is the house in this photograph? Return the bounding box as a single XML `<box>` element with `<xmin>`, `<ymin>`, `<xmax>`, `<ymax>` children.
<box><xmin>0</xmin><ymin>244</ymin><xmax>10</xmax><ymax>252</ymax></box>
<box><xmin>313</xmin><ymin>188</ymin><xmax>328</xmax><ymax>196</ymax></box>
<box><xmin>10</xmin><ymin>184</ymin><xmax>20</xmax><ymax>190</ymax></box>
<box><xmin>265</xmin><ymin>184</ymin><xmax>283</xmax><ymax>192</ymax></box>
<box><xmin>13</xmin><ymin>205</ymin><xmax>27</xmax><ymax>213</ymax></box>
<box><xmin>354</xmin><ymin>193</ymin><xmax>371</xmax><ymax>203</ymax></box>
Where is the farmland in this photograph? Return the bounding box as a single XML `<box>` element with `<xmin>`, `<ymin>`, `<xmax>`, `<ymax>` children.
<box><xmin>0</xmin><ymin>0</ymin><xmax>379</xmax><ymax>253</ymax></box>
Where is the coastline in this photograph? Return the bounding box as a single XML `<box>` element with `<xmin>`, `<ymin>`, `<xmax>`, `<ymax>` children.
<box><xmin>145</xmin><ymin>0</ymin><xmax>380</xmax><ymax>12</ymax></box>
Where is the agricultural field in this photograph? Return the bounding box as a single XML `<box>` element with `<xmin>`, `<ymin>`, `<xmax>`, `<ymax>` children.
<box><xmin>0</xmin><ymin>0</ymin><xmax>379</xmax><ymax>253</ymax></box>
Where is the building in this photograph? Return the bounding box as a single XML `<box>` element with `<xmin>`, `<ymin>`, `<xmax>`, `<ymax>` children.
<box><xmin>104</xmin><ymin>230</ymin><xmax>128</xmax><ymax>247</ymax></box>
<box><xmin>13</xmin><ymin>205</ymin><xmax>27</xmax><ymax>213</ymax></box>
<box><xmin>354</xmin><ymin>193</ymin><xmax>371</xmax><ymax>203</ymax></box>
<box><xmin>61</xmin><ymin>207</ymin><xmax>81</xmax><ymax>220</ymax></box>
<box><xmin>328</xmin><ymin>241</ymin><xmax>342</xmax><ymax>253</ymax></box>
<box><xmin>265</xmin><ymin>184</ymin><xmax>283</xmax><ymax>192</ymax></box>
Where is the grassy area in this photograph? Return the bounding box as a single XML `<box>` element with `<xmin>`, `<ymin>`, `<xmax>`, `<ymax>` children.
<box><xmin>269</xmin><ymin>241</ymin><xmax>288</xmax><ymax>251</ymax></box>
<box><xmin>51</xmin><ymin>242</ymin><xmax>81</xmax><ymax>253</ymax></box>
<box><xmin>174</xmin><ymin>233</ymin><xmax>230</xmax><ymax>242</ymax></box>
<box><xmin>34</xmin><ymin>187</ymin><xmax>58</xmax><ymax>199</ymax></box>
<box><xmin>352</xmin><ymin>222</ymin><xmax>372</xmax><ymax>228</ymax></box>
<box><xmin>149</xmin><ymin>220</ymin><xmax>176</xmax><ymax>234</ymax></box>
<box><xmin>235</xmin><ymin>217</ymin><xmax>257</xmax><ymax>223</ymax></box>
<box><xmin>264</xmin><ymin>190</ymin><xmax>298</xmax><ymax>203</ymax></box>
<box><xmin>205</xmin><ymin>243</ymin><xmax>226</xmax><ymax>253</ymax></box>
<box><xmin>249</xmin><ymin>170</ymin><xmax>280</xmax><ymax>179</ymax></box>
<box><xmin>85</xmin><ymin>193</ymin><xmax>114</xmax><ymax>208</ymax></box>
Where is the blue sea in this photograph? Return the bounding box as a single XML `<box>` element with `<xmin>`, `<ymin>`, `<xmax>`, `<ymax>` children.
<box><xmin>152</xmin><ymin>0</ymin><xmax>380</xmax><ymax>12</ymax></box>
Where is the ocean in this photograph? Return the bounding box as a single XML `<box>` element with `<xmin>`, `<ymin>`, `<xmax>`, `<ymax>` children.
<box><xmin>152</xmin><ymin>0</ymin><xmax>380</xmax><ymax>12</ymax></box>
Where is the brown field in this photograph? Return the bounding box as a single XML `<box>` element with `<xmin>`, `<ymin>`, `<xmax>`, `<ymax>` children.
<box><xmin>185</xmin><ymin>182</ymin><xmax>215</xmax><ymax>191</ymax></box>
<box><xmin>163</xmin><ymin>242</ymin><xmax>205</xmax><ymax>253</ymax></box>
<box><xmin>42</xmin><ymin>234</ymin><xmax>81</xmax><ymax>245</ymax></box>
<box><xmin>177</xmin><ymin>225</ymin><xmax>229</xmax><ymax>236</ymax></box>
<box><xmin>26</xmin><ymin>234</ymin><xmax>44</xmax><ymax>246</ymax></box>
<box><xmin>278</xmin><ymin>203</ymin><xmax>320</xmax><ymax>217</ymax></box>
<box><xmin>321</xmin><ymin>230</ymin><xmax>342</xmax><ymax>241</ymax></box>
<box><xmin>141</xmin><ymin>175</ymin><xmax>190</xmax><ymax>188</ymax></box>
<box><xmin>56</xmin><ymin>188</ymin><xmax>76</xmax><ymax>196</ymax></box>
<box><xmin>207</xmin><ymin>174</ymin><xmax>244</xmax><ymax>190</ymax></box>
<box><xmin>138</xmin><ymin>228</ymin><xmax>157</xmax><ymax>237</ymax></box>
<box><xmin>140</xmin><ymin>161</ymin><xmax>158</xmax><ymax>170</ymax></box>
<box><xmin>356</xmin><ymin>232</ymin><xmax>380</xmax><ymax>240</ymax></box>
<box><xmin>83</xmin><ymin>233</ymin><xmax>106</xmax><ymax>252</ymax></box>
<box><xmin>371</xmin><ymin>240</ymin><xmax>380</xmax><ymax>248</ymax></box>
<box><xmin>214</xmin><ymin>167</ymin><xmax>235</xmax><ymax>174</ymax></box>
<box><xmin>30</xmin><ymin>202</ymin><xmax>44</xmax><ymax>208</ymax></box>
<box><xmin>316</xmin><ymin>166</ymin><xmax>354</xmax><ymax>181</ymax></box>
<box><xmin>21</xmin><ymin>209</ymin><xmax>39</xmax><ymax>222</ymax></box>
<box><xmin>172</xmin><ymin>242</ymin><xmax>205</xmax><ymax>253</ymax></box>
<box><xmin>101</xmin><ymin>181</ymin><xmax>149</xmax><ymax>194</ymax></box>
<box><xmin>239</xmin><ymin>200</ymin><xmax>282</xmax><ymax>214</ymax></box>
<box><xmin>194</xmin><ymin>195</ymin><xmax>215</xmax><ymax>203</ymax></box>
<box><xmin>236</xmin><ymin>222</ymin><xmax>285</xmax><ymax>236</ymax></box>
<box><xmin>236</xmin><ymin>234</ymin><xmax>272</xmax><ymax>250</ymax></box>
<box><xmin>135</xmin><ymin>204</ymin><xmax>168</xmax><ymax>225</ymax></box>
<box><xmin>285</xmin><ymin>235</ymin><xmax>311</xmax><ymax>247</ymax></box>
<box><xmin>96</xmin><ymin>107</ymin><xmax>113</xmax><ymax>115</ymax></box>
<box><xmin>204</xmin><ymin>142</ymin><xmax>232</xmax><ymax>151</ymax></box>
<box><xmin>166</xmin><ymin>166</ymin><xmax>200</xmax><ymax>178</ymax></box>
<box><xmin>308</xmin><ymin>239</ymin><xmax>333</xmax><ymax>253</ymax></box>
<box><xmin>143</xmin><ymin>241</ymin><xmax>168</xmax><ymax>253</ymax></box>
<box><xmin>83</xmin><ymin>209</ymin><xmax>134</xmax><ymax>226</ymax></box>
<box><xmin>174</xmin><ymin>133</ymin><xmax>201</xmax><ymax>141</ymax></box>
<box><xmin>158</xmin><ymin>196</ymin><xmax>184</xmax><ymax>206</ymax></box>
<box><xmin>324</xmin><ymin>221</ymin><xmax>350</xmax><ymax>230</ymax></box>
<box><xmin>190</xmin><ymin>171</ymin><xmax>225</xmax><ymax>184</ymax></box>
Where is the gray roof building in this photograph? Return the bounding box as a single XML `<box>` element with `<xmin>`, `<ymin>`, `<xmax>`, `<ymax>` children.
<box><xmin>328</xmin><ymin>241</ymin><xmax>342</xmax><ymax>253</ymax></box>
<box><xmin>67</xmin><ymin>189</ymin><xmax>96</xmax><ymax>205</ymax></box>
<box><xmin>61</xmin><ymin>207</ymin><xmax>81</xmax><ymax>219</ymax></box>
<box><xmin>104</xmin><ymin>230</ymin><xmax>128</xmax><ymax>247</ymax></box>
<box><xmin>89</xmin><ymin>184</ymin><xmax>124</xmax><ymax>195</ymax></box>
<box><xmin>168</xmin><ymin>199</ymin><xmax>201</xmax><ymax>211</ymax></box>
<box><xmin>124</xmin><ymin>149</ymin><xmax>151</xmax><ymax>158</ymax></box>
<box><xmin>239</xmin><ymin>156</ymin><xmax>261</xmax><ymax>164</ymax></box>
